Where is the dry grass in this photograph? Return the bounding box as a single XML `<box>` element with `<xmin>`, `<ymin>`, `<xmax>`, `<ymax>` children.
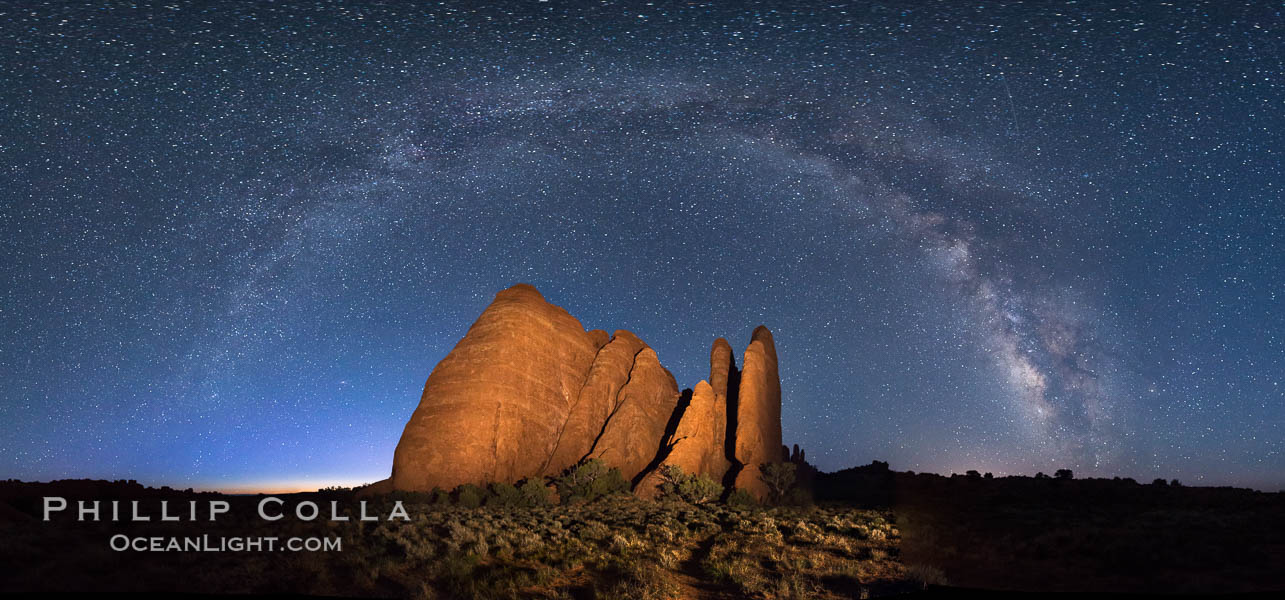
<box><xmin>335</xmin><ymin>495</ymin><xmax>917</xmax><ymax>599</ymax></box>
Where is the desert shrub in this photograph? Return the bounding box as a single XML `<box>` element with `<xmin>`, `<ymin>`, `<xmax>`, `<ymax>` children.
<box><xmin>608</xmin><ymin>531</ymin><xmax>646</xmax><ymax>556</ymax></box>
<box><xmin>439</xmin><ymin>560</ymin><xmax>550</xmax><ymax>600</ymax></box>
<box><xmin>486</xmin><ymin>482</ymin><xmax>523</xmax><ymax>507</ymax></box>
<box><xmin>555</xmin><ymin>458</ymin><xmax>630</xmax><ymax>503</ymax></box>
<box><xmin>760</xmin><ymin>462</ymin><xmax>797</xmax><ymax>504</ymax></box>
<box><xmin>518</xmin><ymin>479</ymin><xmax>554</xmax><ymax>507</ymax></box>
<box><xmin>703</xmin><ymin>556</ymin><xmax>735</xmax><ymax>583</ymax></box>
<box><xmin>575</xmin><ymin>519</ymin><xmax>612</xmax><ymax>542</ymax></box>
<box><xmin>455</xmin><ymin>484</ymin><xmax>486</xmax><ymax>509</ymax></box>
<box><xmin>783</xmin><ymin>519</ymin><xmax>824</xmax><ymax>545</ymax></box>
<box><xmin>783</xmin><ymin>487</ymin><xmax>814</xmax><ymax>507</ymax></box>
<box><xmin>726</xmin><ymin>488</ymin><xmax>759</xmax><ymax>508</ymax></box>
<box><xmin>378</xmin><ymin>520</ymin><xmax>435</xmax><ymax>563</ymax></box>
<box><xmin>444</xmin><ymin>521</ymin><xmax>490</xmax><ymax>557</ymax></box>
<box><xmin>430</xmin><ymin>487</ymin><xmax>451</xmax><ymax>506</ymax></box>
<box><xmin>702</xmin><ymin>539</ymin><xmax>769</xmax><ymax>594</ymax></box>
<box><xmin>388</xmin><ymin>489</ymin><xmax>433</xmax><ymax>504</ymax></box>
<box><xmin>656</xmin><ymin>464</ymin><xmax>723</xmax><ymax>505</ymax></box>
<box><xmin>595</xmin><ymin>557</ymin><xmax>679</xmax><ymax>600</ymax></box>
<box><xmin>679</xmin><ymin>474</ymin><xmax>722</xmax><ymax>505</ymax></box>
<box><xmin>511</xmin><ymin>529</ymin><xmax>545</xmax><ymax>555</ymax></box>
<box><xmin>437</xmin><ymin>553</ymin><xmax>482</xmax><ymax>596</ymax></box>
<box><xmin>657</xmin><ymin>464</ymin><xmax>685</xmax><ymax>494</ymax></box>
<box><xmin>1055</xmin><ymin>469</ymin><xmax>1074</xmax><ymax>480</ymax></box>
<box><xmin>905</xmin><ymin>564</ymin><xmax>949</xmax><ymax>588</ymax></box>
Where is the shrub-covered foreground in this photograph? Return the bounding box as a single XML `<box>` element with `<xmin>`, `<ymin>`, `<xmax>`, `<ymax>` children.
<box><xmin>1</xmin><ymin>481</ymin><xmax>919</xmax><ymax>599</ymax></box>
<box><xmin>329</xmin><ymin>493</ymin><xmax>916</xmax><ymax>599</ymax></box>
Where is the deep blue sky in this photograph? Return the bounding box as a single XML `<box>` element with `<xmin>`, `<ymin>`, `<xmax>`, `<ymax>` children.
<box><xmin>1</xmin><ymin>1</ymin><xmax>1281</xmax><ymax>492</ymax></box>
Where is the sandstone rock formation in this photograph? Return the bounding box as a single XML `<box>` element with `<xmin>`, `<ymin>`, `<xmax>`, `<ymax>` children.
<box><xmin>659</xmin><ymin>381</ymin><xmax>725</xmax><ymax>481</ymax></box>
<box><xmin>731</xmin><ymin>326</ymin><xmax>784</xmax><ymax>499</ymax></box>
<box><xmin>709</xmin><ymin>337</ymin><xmax>734</xmax><ymax>400</ymax></box>
<box><xmin>384</xmin><ymin>284</ymin><xmax>786</xmax><ymax>500</ymax></box>
<box><xmin>649</xmin><ymin>335</ymin><xmax>744</xmax><ymax>493</ymax></box>
<box><xmin>542</xmin><ymin>330</ymin><xmax>648</xmax><ymax>476</ymax></box>
<box><xmin>708</xmin><ymin>338</ymin><xmax>735</xmax><ymax>473</ymax></box>
<box><xmin>585</xmin><ymin>346</ymin><xmax>680</xmax><ymax>482</ymax></box>
<box><xmin>391</xmin><ymin>284</ymin><xmax>605</xmax><ymax>492</ymax></box>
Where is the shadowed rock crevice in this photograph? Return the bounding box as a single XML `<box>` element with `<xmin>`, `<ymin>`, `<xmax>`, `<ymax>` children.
<box><xmin>721</xmin><ymin>362</ymin><xmax>742</xmax><ymax>493</ymax></box>
<box><xmin>582</xmin><ymin>345</ymin><xmax>646</xmax><ymax>463</ymax></box>
<box><xmin>588</xmin><ymin>346</ymin><xmax>680</xmax><ymax>481</ymax></box>
<box><xmin>541</xmin><ymin>331</ymin><xmax>647</xmax><ymax>477</ymax></box>
<box><xmin>539</xmin><ymin>335</ymin><xmax>614</xmax><ymax>475</ymax></box>
<box><xmin>633</xmin><ymin>387</ymin><xmax>693</xmax><ymax>489</ymax></box>
<box><xmin>386</xmin><ymin>284</ymin><xmax>782</xmax><ymax>499</ymax></box>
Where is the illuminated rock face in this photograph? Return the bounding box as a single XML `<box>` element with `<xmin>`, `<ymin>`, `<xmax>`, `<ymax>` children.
<box><xmin>585</xmin><ymin>346</ymin><xmax>680</xmax><ymax>482</ymax></box>
<box><xmin>390</xmin><ymin>284</ymin><xmax>605</xmax><ymax>492</ymax></box>
<box><xmin>659</xmin><ymin>380</ymin><xmax>729</xmax><ymax>483</ymax></box>
<box><xmin>385</xmin><ymin>284</ymin><xmax>783</xmax><ymax>499</ymax></box>
<box><xmin>731</xmin><ymin>326</ymin><xmax>784</xmax><ymax>500</ymax></box>
<box><xmin>542</xmin><ymin>330</ymin><xmax>649</xmax><ymax>478</ymax></box>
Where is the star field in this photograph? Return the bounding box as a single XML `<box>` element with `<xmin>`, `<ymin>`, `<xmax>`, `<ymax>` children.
<box><xmin>1</xmin><ymin>1</ymin><xmax>1281</xmax><ymax>491</ymax></box>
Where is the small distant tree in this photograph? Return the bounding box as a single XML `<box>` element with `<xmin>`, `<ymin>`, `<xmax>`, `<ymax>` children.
<box><xmin>486</xmin><ymin>482</ymin><xmax>523</xmax><ymax>507</ymax></box>
<box><xmin>1170</xmin><ymin>479</ymin><xmax>1183</xmax><ymax>487</ymax></box>
<box><xmin>984</xmin><ymin>472</ymin><xmax>994</xmax><ymax>480</ymax></box>
<box><xmin>1152</xmin><ymin>478</ymin><xmax>1168</xmax><ymax>487</ymax></box>
<box><xmin>554</xmin><ymin>458</ymin><xmax>629</xmax><ymax>503</ymax></box>
<box><xmin>965</xmin><ymin>470</ymin><xmax>981</xmax><ymax>479</ymax></box>
<box><xmin>759</xmin><ymin>462</ymin><xmax>797</xmax><ymax>505</ymax></box>
<box><xmin>1055</xmin><ymin>469</ymin><xmax>1074</xmax><ymax>480</ymax></box>
<box><xmin>783</xmin><ymin>486</ymin><xmax>814</xmax><ymax>507</ymax></box>
<box><xmin>455</xmin><ymin>484</ymin><xmax>485</xmax><ymax>508</ymax></box>
<box><xmin>657</xmin><ymin>464</ymin><xmax>686</xmax><ymax>491</ymax></box>
<box><xmin>1034</xmin><ymin>472</ymin><xmax>1048</xmax><ymax>479</ymax></box>
<box><xmin>518</xmin><ymin>479</ymin><xmax>554</xmax><ymax>507</ymax></box>
<box><xmin>680</xmin><ymin>474</ymin><xmax>722</xmax><ymax>505</ymax></box>
<box><xmin>726</xmin><ymin>488</ymin><xmax>758</xmax><ymax>508</ymax></box>
<box><xmin>657</xmin><ymin>464</ymin><xmax>723</xmax><ymax>504</ymax></box>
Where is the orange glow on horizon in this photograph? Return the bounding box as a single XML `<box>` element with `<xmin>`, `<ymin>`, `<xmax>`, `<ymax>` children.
<box><xmin>197</xmin><ymin>477</ymin><xmax>379</xmax><ymax>495</ymax></box>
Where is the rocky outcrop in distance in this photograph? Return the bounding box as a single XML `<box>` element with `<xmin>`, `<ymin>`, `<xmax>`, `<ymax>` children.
<box><xmin>382</xmin><ymin>283</ymin><xmax>788</xmax><ymax>500</ymax></box>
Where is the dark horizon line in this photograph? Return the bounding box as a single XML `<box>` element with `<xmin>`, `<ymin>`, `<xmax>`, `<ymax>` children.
<box><xmin>5</xmin><ymin>462</ymin><xmax>1282</xmax><ymax>495</ymax></box>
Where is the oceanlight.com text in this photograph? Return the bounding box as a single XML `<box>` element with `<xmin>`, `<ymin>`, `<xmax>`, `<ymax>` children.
<box><xmin>109</xmin><ymin>534</ymin><xmax>342</xmax><ymax>552</ymax></box>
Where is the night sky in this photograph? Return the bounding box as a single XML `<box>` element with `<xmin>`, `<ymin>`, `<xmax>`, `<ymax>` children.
<box><xmin>2</xmin><ymin>1</ymin><xmax>1281</xmax><ymax>492</ymax></box>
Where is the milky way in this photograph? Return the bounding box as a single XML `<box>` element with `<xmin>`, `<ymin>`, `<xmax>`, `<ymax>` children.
<box><xmin>2</xmin><ymin>2</ymin><xmax>1281</xmax><ymax>491</ymax></box>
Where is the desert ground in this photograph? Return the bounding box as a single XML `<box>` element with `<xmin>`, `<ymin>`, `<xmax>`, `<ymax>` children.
<box><xmin>3</xmin><ymin>464</ymin><xmax>1283</xmax><ymax>599</ymax></box>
